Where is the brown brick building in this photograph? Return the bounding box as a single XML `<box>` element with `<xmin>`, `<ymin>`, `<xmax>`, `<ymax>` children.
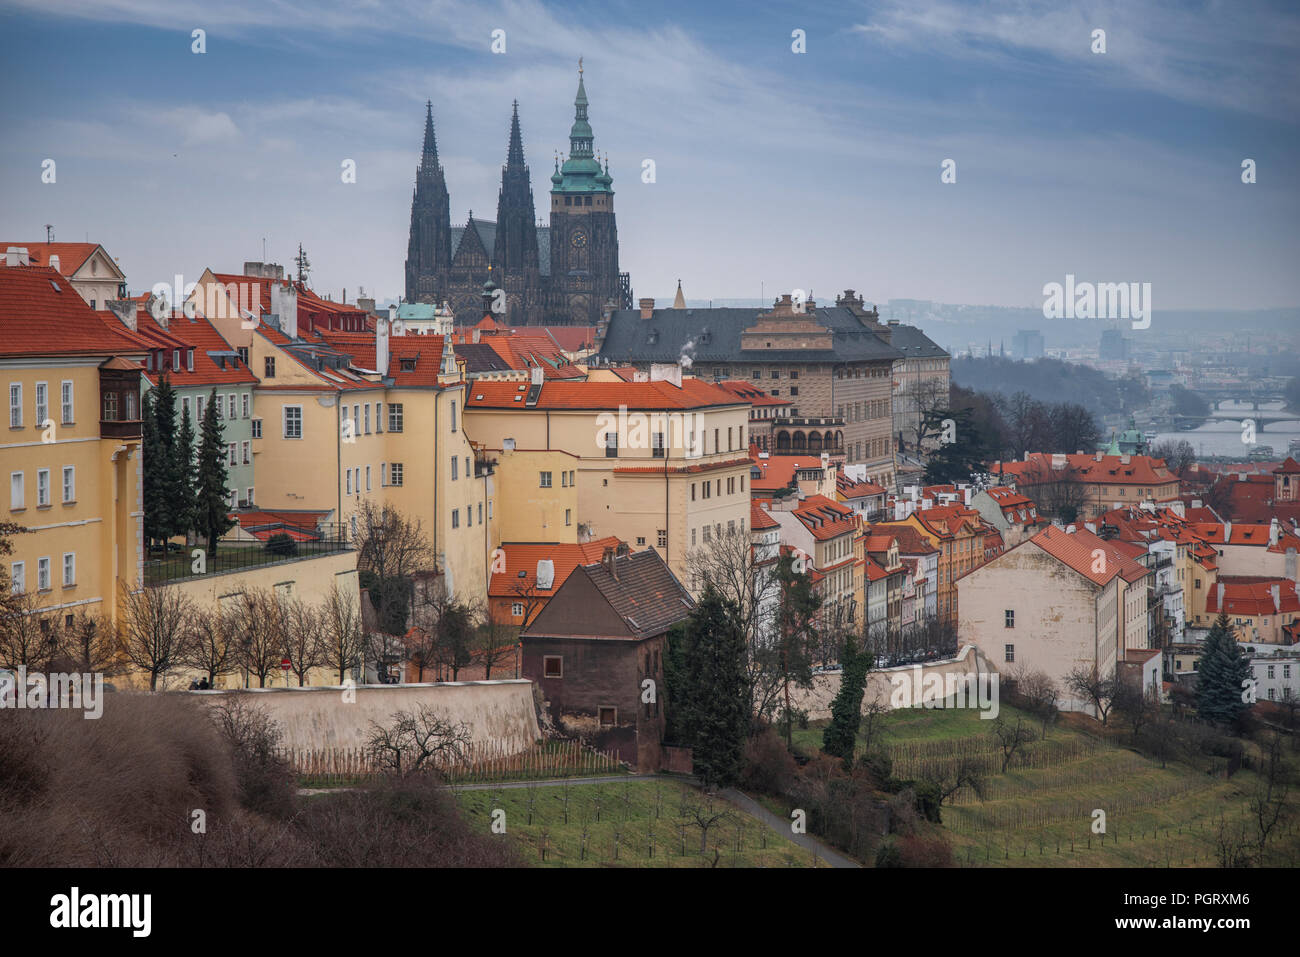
<box><xmin>521</xmin><ymin>544</ymin><xmax>693</xmax><ymax>769</ymax></box>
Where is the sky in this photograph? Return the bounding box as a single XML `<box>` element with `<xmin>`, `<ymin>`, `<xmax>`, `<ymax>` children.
<box><xmin>1</xmin><ymin>0</ymin><xmax>1297</xmax><ymax>311</ymax></box>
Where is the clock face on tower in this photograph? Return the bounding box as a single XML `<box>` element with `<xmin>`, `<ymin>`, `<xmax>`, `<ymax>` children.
<box><xmin>570</xmin><ymin>229</ymin><xmax>587</xmax><ymax>248</ymax></box>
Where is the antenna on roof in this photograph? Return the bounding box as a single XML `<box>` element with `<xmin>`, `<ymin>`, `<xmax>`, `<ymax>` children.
<box><xmin>44</xmin><ymin>224</ymin><xmax>53</xmax><ymax>243</ymax></box>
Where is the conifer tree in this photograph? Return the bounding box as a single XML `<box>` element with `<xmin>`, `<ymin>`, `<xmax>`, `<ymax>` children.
<box><xmin>174</xmin><ymin>402</ymin><xmax>197</xmax><ymax>541</ymax></box>
<box><xmin>823</xmin><ymin>631</ymin><xmax>872</xmax><ymax>767</ymax></box>
<box><xmin>194</xmin><ymin>387</ymin><xmax>235</xmax><ymax>554</ymax></box>
<box><xmin>1196</xmin><ymin>612</ymin><xmax>1252</xmax><ymax>726</ymax></box>
<box><xmin>680</xmin><ymin>586</ymin><xmax>750</xmax><ymax>790</ymax></box>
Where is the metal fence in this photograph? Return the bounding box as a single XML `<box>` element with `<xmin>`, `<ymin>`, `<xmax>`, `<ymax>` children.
<box><xmin>143</xmin><ymin>522</ymin><xmax>352</xmax><ymax>585</ymax></box>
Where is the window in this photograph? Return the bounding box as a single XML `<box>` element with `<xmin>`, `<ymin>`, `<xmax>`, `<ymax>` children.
<box><xmin>346</xmin><ymin>469</ymin><xmax>353</xmax><ymax>495</ymax></box>
<box><xmin>390</xmin><ymin>463</ymin><xmax>404</xmax><ymax>486</ymax></box>
<box><xmin>388</xmin><ymin>403</ymin><xmax>404</xmax><ymax>432</ymax></box>
<box><xmin>283</xmin><ymin>406</ymin><xmax>303</xmax><ymax>439</ymax></box>
<box><xmin>36</xmin><ymin>469</ymin><xmax>49</xmax><ymax>507</ymax></box>
<box><xmin>451</xmin><ymin>457</ymin><xmax>459</xmax><ymax>480</ymax></box>
<box><xmin>512</xmin><ymin>602</ymin><xmax>524</xmax><ymax>617</ymax></box>
<box><xmin>691</xmin><ymin>528</ymin><xmax>697</xmax><ymax>546</ymax></box>
<box><xmin>196</xmin><ymin>395</ymin><xmax>205</xmax><ymax>420</ymax></box>
<box><xmin>227</xmin><ymin>443</ymin><xmax>237</xmax><ymax>467</ymax></box>
<box><xmin>451</xmin><ymin>509</ymin><xmax>459</xmax><ymax>529</ymax></box>
<box><xmin>690</xmin><ymin>483</ymin><xmax>696</xmax><ymax>502</ymax></box>
<box><xmin>10</xmin><ymin>472</ymin><xmax>24</xmax><ymax>510</ymax></box>
<box><xmin>657</xmin><ymin>529</ymin><xmax>667</xmax><ymax>548</ymax></box>
<box><xmin>9</xmin><ymin>383</ymin><xmax>21</xmax><ymax>427</ymax></box>
<box><xmin>769</xmin><ymin>370</ymin><xmax>779</xmax><ymax>379</ymax></box>
<box><xmin>605</xmin><ymin>432</ymin><xmax>618</xmax><ymax>457</ymax></box>
<box><xmin>62</xmin><ymin>466</ymin><xmax>74</xmax><ymax>503</ymax></box>
<box><xmin>1005</xmin><ymin>610</ymin><xmax>1014</xmax><ymax>628</ymax></box>
<box><xmin>365</xmin><ymin>466</ymin><xmax>371</xmax><ymax>491</ymax></box>
<box><xmin>238</xmin><ymin>346</ymin><xmax>249</xmax><ymax>365</ymax></box>
<box><xmin>466</xmin><ymin>506</ymin><xmax>472</xmax><ymax>527</ymax></box>
<box><xmin>598</xmin><ymin>706</ymin><xmax>616</xmax><ymax>727</ymax></box>
<box><xmin>478</xmin><ymin>502</ymin><xmax>483</xmax><ymax>524</ymax></box>
<box><xmin>10</xmin><ymin>561</ymin><xmax>24</xmax><ymax>593</ymax></box>
<box><xmin>61</xmin><ymin>381</ymin><xmax>73</xmax><ymax>424</ymax></box>
<box><xmin>363</xmin><ymin>404</ymin><xmax>370</xmax><ymax>434</ymax></box>
<box><xmin>1005</xmin><ymin>643</ymin><xmax>1015</xmax><ymax>663</ymax></box>
<box><xmin>242</xmin><ymin>394</ymin><xmax>250</xmax><ymax>419</ymax></box>
<box><xmin>451</xmin><ymin>400</ymin><xmax>457</xmax><ymax>432</ymax></box>
<box><xmin>172</xmin><ymin>350</ymin><xmax>180</xmax><ymax>372</ymax></box>
<box><xmin>34</xmin><ymin>382</ymin><xmax>47</xmax><ymax>426</ymax></box>
<box><xmin>241</xmin><ymin>441</ymin><xmax>250</xmax><ymax>465</ymax></box>
<box><xmin>375</xmin><ymin>402</ymin><xmax>383</xmax><ymax>432</ymax></box>
<box><xmin>247</xmin><ymin>487</ymin><xmax>255</xmax><ymax>505</ymax></box>
<box><xmin>228</xmin><ymin>393</ymin><xmax>236</xmax><ymax>419</ymax></box>
<box><xmin>790</xmin><ymin>387</ymin><xmax>799</xmax><ymax>397</ymax></box>
<box><xmin>62</xmin><ymin>553</ymin><xmax>75</xmax><ymax>587</ymax></box>
<box><xmin>37</xmin><ymin>557</ymin><xmax>50</xmax><ymax>591</ymax></box>
<box><xmin>252</xmin><ymin>419</ymin><xmax>262</xmax><ymax>439</ymax></box>
<box><xmin>652</xmin><ymin>431</ymin><xmax>665</xmax><ymax>457</ymax></box>
<box><xmin>264</xmin><ymin>356</ymin><xmax>276</xmax><ymax>378</ymax></box>
<box><xmin>539</xmin><ymin>471</ymin><xmax>552</xmax><ymax>488</ymax></box>
<box><xmin>543</xmin><ymin>656</ymin><xmax>563</xmax><ymax>678</ymax></box>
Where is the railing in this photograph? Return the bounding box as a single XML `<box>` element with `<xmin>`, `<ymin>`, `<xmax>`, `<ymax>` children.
<box><xmin>143</xmin><ymin>522</ymin><xmax>351</xmax><ymax>585</ymax></box>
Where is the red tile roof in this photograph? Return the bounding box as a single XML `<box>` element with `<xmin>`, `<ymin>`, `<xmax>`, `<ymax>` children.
<box><xmin>750</xmin><ymin>502</ymin><xmax>780</xmax><ymax>530</ymax></box>
<box><xmin>489</xmin><ymin>537</ymin><xmax>626</xmax><ymax>597</ymax></box>
<box><xmin>1206</xmin><ymin>577</ymin><xmax>1300</xmax><ymax>617</ymax></box>
<box><xmin>749</xmin><ymin>453</ymin><xmax>831</xmax><ymax>492</ymax></box>
<box><xmin>465</xmin><ymin>377</ymin><xmax>742</xmax><ymax>411</ymax></box>
<box><xmin>995</xmin><ymin>452</ymin><xmax>1176</xmax><ymax>487</ymax></box>
<box><xmin>0</xmin><ymin>265</ymin><xmax>142</xmax><ymax>357</ymax></box>
<box><xmin>1</xmin><ymin>242</ymin><xmax>101</xmax><ymax>276</ymax></box>
<box><xmin>792</xmin><ymin>495</ymin><xmax>858</xmax><ymax>541</ymax></box>
<box><xmin>1029</xmin><ymin>524</ymin><xmax>1148</xmax><ymax>587</ymax></box>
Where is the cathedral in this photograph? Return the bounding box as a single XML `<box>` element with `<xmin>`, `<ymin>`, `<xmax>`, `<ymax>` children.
<box><xmin>404</xmin><ymin>67</ymin><xmax>632</xmax><ymax>326</ymax></box>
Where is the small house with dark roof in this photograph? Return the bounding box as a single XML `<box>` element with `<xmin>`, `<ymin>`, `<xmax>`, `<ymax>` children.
<box><xmin>520</xmin><ymin>544</ymin><xmax>694</xmax><ymax>769</ymax></box>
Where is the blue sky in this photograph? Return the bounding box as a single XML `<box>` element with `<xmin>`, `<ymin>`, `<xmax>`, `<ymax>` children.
<box><xmin>1</xmin><ymin>0</ymin><xmax>1297</xmax><ymax>310</ymax></box>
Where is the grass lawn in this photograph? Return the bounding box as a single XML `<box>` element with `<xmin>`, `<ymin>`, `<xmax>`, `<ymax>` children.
<box><xmin>454</xmin><ymin>778</ymin><xmax>828</xmax><ymax>868</ymax></box>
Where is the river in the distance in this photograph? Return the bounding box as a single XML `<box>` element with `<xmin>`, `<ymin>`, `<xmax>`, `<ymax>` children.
<box><xmin>1152</xmin><ymin>400</ymin><xmax>1300</xmax><ymax>459</ymax></box>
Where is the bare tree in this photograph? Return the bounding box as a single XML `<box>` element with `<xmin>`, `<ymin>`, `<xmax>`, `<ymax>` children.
<box><xmin>280</xmin><ymin>597</ymin><xmax>325</xmax><ymax>686</ymax></box>
<box><xmin>1250</xmin><ymin>731</ymin><xmax>1291</xmax><ymax>863</ymax></box>
<box><xmin>900</xmin><ymin>374</ymin><xmax>951</xmax><ymax>452</ymax></box>
<box><xmin>1065</xmin><ymin>666</ymin><xmax>1119</xmax><ymax>725</ymax></box>
<box><xmin>354</xmin><ymin>501</ymin><xmax>431</xmax><ymax>635</ymax></box>
<box><xmin>1113</xmin><ymin>679</ymin><xmax>1160</xmax><ymax>743</ymax></box>
<box><xmin>1011</xmin><ymin>666</ymin><xmax>1059</xmax><ymax>739</ymax></box>
<box><xmin>180</xmin><ymin>603</ymin><xmax>239</xmax><ymax>687</ymax></box>
<box><xmin>0</xmin><ymin>589</ymin><xmax>60</xmax><ymax>671</ymax></box>
<box><xmin>477</xmin><ymin>603</ymin><xmax>518</xmax><ymax>680</ymax></box>
<box><xmin>232</xmin><ymin>589</ymin><xmax>287</xmax><ymax>688</ymax></box>
<box><xmin>926</xmin><ymin>753</ymin><xmax>986</xmax><ymax>811</ymax></box>
<box><xmin>317</xmin><ymin>583</ymin><xmax>365</xmax><ymax>684</ymax></box>
<box><xmin>365</xmin><ymin>704</ymin><xmax>471</xmax><ymax>775</ymax></box>
<box><xmin>116</xmin><ymin>583</ymin><xmax>194</xmax><ymax>690</ymax></box>
<box><xmin>991</xmin><ymin>715</ymin><xmax>1035</xmax><ymax>772</ymax></box>
<box><xmin>1150</xmin><ymin>439</ymin><xmax>1196</xmax><ymax>477</ymax></box>
<box><xmin>54</xmin><ymin>608</ymin><xmax>122</xmax><ymax>676</ymax></box>
<box><xmin>679</xmin><ymin>790</ymin><xmax>734</xmax><ymax>855</ymax></box>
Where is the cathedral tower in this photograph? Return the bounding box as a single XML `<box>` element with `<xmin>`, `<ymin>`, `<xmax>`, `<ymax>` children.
<box><xmin>405</xmin><ymin>102</ymin><xmax>452</xmax><ymax>303</ymax></box>
<box><xmin>492</xmin><ymin>101</ymin><xmax>544</xmax><ymax>325</ymax></box>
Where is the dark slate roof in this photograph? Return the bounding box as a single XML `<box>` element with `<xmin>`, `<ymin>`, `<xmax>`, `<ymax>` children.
<box><xmin>581</xmin><ymin>549</ymin><xmax>694</xmax><ymax>639</ymax></box>
<box><xmin>596</xmin><ymin>306</ymin><xmax>906</xmax><ymax>365</ymax></box>
<box><xmin>450</xmin><ymin>222</ymin><xmax>552</xmax><ymax>277</ymax></box>
<box><xmin>455</xmin><ymin>342</ymin><xmax>514</xmax><ymax>374</ymax></box>
<box><xmin>886</xmin><ymin>323</ymin><xmax>948</xmax><ymax>358</ymax></box>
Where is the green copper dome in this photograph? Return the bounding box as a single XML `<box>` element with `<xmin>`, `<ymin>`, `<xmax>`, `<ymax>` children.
<box><xmin>553</xmin><ymin>67</ymin><xmax>612</xmax><ymax>194</ymax></box>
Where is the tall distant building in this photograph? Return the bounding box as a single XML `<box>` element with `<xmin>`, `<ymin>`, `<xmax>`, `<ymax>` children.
<box><xmin>1099</xmin><ymin>328</ymin><xmax>1128</xmax><ymax>360</ymax></box>
<box><xmin>404</xmin><ymin>66</ymin><xmax>632</xmax><ymax>325</ymax></box>
<box><xmin>1013</xmin><ymin>328</ymin><xmax>1044</xmax><ymax>359</ymax></box>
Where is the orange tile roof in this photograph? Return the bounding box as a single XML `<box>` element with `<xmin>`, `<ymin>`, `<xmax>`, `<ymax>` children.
<box><xmin>1029</xmin><ymin>524</ymin><xmax>1148</xmax><ymax>587</ymax></box>
<box><xmin>792</xmin><ymin>494</ymin><xmax>858</xmax><ymax>541</ymax></box>
<box><xmin>0</xmin><ymin>265</ymin><xmax>142</xmax><ymax>357</ymax></box>
<box><xmin>997</xmin><ymin>452</ymin><xmax>1177</xmax><ymax>487</ymax></box>
<box><xmin>489</xmin><ymin>537</ymin><xmax>627</xmax><ymax>597</ymax></box>
<box><xmin>1274</xmin><ymin>457</ymin><xmax>1300</xmax><ymax>474</ymax></box>
<box><xmin>750</xmin><ymin>502</ymin><xmax>780</xmax><ymax>530</ymax></box>
<box><xmin>836</xmin><ymin>473</ymin><xmax>885</xmax><ymax>498</ymax></box>
<box><xmin>466</xmin><ymin>377</ymin><xmax>742</xmax><ymax>411</ymax></box>
<box><xmin>749</xmin><ymin>453</ymin><xmax>831</xmax><ymax>492</ymax></box>
<box><xmin>1</xmin><ymin>242</ymin><xmax>102</xmax><ymax>276</ymax></box>
<box><xmin>1206</xmin><ymin>577</ymin><xmax>1300</xmax><ymax>617</ymax></box>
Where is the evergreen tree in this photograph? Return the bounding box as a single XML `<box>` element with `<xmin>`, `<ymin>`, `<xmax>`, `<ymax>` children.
<box><xmin>662</xmin><ymin>621</ymin><xmax>694</xmax><ymax>744</ymax></box>
<box><xmin>194</xmin><ymin>387</ymin><xmax>236</xmax><ymax>554</ymax></box>
<box><xmin>823</xmin><ymin>631</ymin><xmax>872</xmax><ymax>768</ymax></box>
<box><xmin>173</xmin><ymin>400</ymin><xmax>197</xmax><ymax>541</ymax></box>
<box><xmin>681</xmin><ymin>586</ymin><xmax>750</xmax><ymax>790</ymax></box>
<box><xmin>768</xmin><ymin>552</ymin><xmax>821</xmax><ymax>748</ymax></box>
<box><xmin>141</xmin><ymin>388</ymin><xmax>164</xmax><ymax>549</ymax></box>
<box><xmin>151</xmin><ymin>374</ymin><xmax>180</xmax><ymax>536</ymax></box>
<box><xmin>1196</xmin><ymin>613</ymin><xmax>1252</xmax><ymax>726</ymax></box>
<box><xmin>923</xmin><ymin>406</ymin><xmax>994</xmax><ymax>485</ymax></box>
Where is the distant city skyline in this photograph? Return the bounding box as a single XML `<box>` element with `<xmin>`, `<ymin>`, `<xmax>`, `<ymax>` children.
<box><xmin>1</xmin><ymin>0</ymin><xmax>1297</xmax><ymax>310</ymax></box>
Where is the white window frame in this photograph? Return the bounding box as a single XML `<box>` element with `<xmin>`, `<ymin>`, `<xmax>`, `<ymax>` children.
<box><xmin>62</xmin><ymin>466</ymin><xmax>74</xmax><ymax>503</ymax></box>
<box><xmin>390</xmin><ymin>462</ymin><xmax>403</xmax><ymax>486</ymax></box>
<box><xmin>283</xmin><ymin>405</ymin><xmax>303</xmax><ymax>439</ymax></box>
<box><xmin>62</xmin><ymin>552</ymin><xmax>75</xmax><ymax>587</ymax></box>
<box><xmin>36</xmin><ymin>468</ymin><xmax>49</xmax><ymax>507</ymax></box>
<box><xmin>11</xmin><ymin>560</ymin><xmax>25</xmax><ymax>594</ymax></box>
<box><xmin>36</xmin><ymin>556</ymin><xmax>50</xmax><ymax>591</ymax></box>
<box><xmin>241</xmin><ymin>393</ymin><xmax>250</xmax><ymax>419</ymax></box>
<box><xmin>34</xmin><ymin>381</ymin><xmax>48</xmax><ymax>427</ymax></box>
<box><xmin>10</xmin><ymin>471</ymin><xmax>24</xmax><ymax>510</ymax></box>
<box><xmin>61</xmin><ymin>380</ymin><xmax>73</xmax><ymax>424</ymax></box>
<box><xmin>9</xmin><ymin>383</ymin><xmax>21</xmax><ymax>428</ymax></box>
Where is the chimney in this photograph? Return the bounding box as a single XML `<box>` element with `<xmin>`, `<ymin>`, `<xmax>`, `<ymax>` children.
<box><xmin>1065</xmin><ymin>524</ymin><xmax>1076</xmax><ymax>534</ymax></box>
<box><xmin>1271</xmin><ymin>583</ymin><xmax>1281</xmax><ymax>613</ymax></box>
<box><xmin>1120</xmin><ymin>454</ymin><xmax>1131</xmax><ymax>464</ymax></box>
<box><xmin>1238</xmin><ymin>472</ymin><xmax>1247</xmax><ymax>482</ymax></box>
<box><xmin>106</xmin><ymin>299</ymin><xmax>137</xmax><ymax>332</ymax></box>
<box><xmin>243</xmin><ymin>262</ymin><xmax>284</xmax><ymax>280</ymax></box>
<box><xmin>472</xmin><ymin>329</ymin><xmax>481</xmax><ymax>344</ymax></box>
<box><xmin>639</xmin><ymin>298</ymin><xmax>655</xmax><ymax>319</ymax></box>
<box><xmin>357</xmin><ymin>296</ymin><xmax>376</xmax><ymax>315</ymax></box>
<box><xmin>1286</xmin><ymin>547</ymin><xmax>1296</xmax><ymax>581</ymax></box>
<box><xmin>1216</xmin><ymin>582</ymin><xmax>1224</xmax><ymax>612</ymax></box>
<box><xmin>1051</xmin><ymin>453</ymin><xmax>1066</xmax><ymax>470</ymax></box>
<box><xmin>271</xmin><ymin>282</ymin><xmax>298</xmax><ymax>339</ymax></box>
<box><xmin>531</xmin><ymin>365</ymin><xmax>544</xmax><ymax>386</ymax></box>
<box><xmin>602</xmin><ymin>545</ymin><xmax>617</xmax><ymax>580</ymax></box>
<box><xmin>1270</xmin><ymin>518</ymin><xmax>1280</xmax><ymax>546</ymax></box>
<box><xmin>48</xmin><ymin>254</ymin><xmax>61</xmax><ymax>273</ymax></box>
<box><xmin>649</xmin><ymin>362</ymin><xmax>681</xmax><ymax>388</ymax></box>
<box><xmin>375</xmin><ymin>316</ymin><xmax>390</xmax><ymax>376</ymax></box>
<box><xmin>1095</xmin><ymin>451</ymin><xmax>1103</xmax><ymax>462</ymax></box>
<box><xmin>536</xmin><ymin>559</ymin><xmax>555</xmax><ymax>590</ymax></box>
<box><xmin>1224</xmin><ymin>521</ymin><xmax>1232</xmax><ymax>542</ymax></box>
<box><xmin>4</xmin><ymin>247</ymin><xmax>29</xmax><ymax>267</ymax></box>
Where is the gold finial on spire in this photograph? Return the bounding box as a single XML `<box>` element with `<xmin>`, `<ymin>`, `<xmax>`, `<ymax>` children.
<box><xmin>578</xmin><ymin>56</ymin><xmax>583</xmax><ymax>76</ymax></box>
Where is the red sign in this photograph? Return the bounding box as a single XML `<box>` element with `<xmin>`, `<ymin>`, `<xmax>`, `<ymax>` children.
<box><xmin>281</xmin><ymin>657</ymin><xmax>291</xmax><ymax>670</ymax></box>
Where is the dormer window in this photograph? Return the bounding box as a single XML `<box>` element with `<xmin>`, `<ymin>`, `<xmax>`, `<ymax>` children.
<box><xmin>400</xmin><ymin>358</ymin><xmax>416</xmax><ymax>372</ymax></box>
<box><xmin>186</xmin><ymin>349</ymin><xmax>194</xmax><ymax>372</ymax></box>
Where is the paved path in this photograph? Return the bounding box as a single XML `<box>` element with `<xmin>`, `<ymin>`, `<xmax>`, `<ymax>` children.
<box><xmin>720</xmin><ymin>788</ymin><xmax>863</xmax><ymax>868</ymax></box>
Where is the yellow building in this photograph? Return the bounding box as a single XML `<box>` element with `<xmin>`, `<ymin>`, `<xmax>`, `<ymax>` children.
<box><xmin>1</xmin><ymin>262</ymin><xmax>145</xmax><ymax>631</ymax></box>
<box><xmin>465</xmin><ymin>369</ymin><xmax>751</xmax><ymax>581</ymax></box>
